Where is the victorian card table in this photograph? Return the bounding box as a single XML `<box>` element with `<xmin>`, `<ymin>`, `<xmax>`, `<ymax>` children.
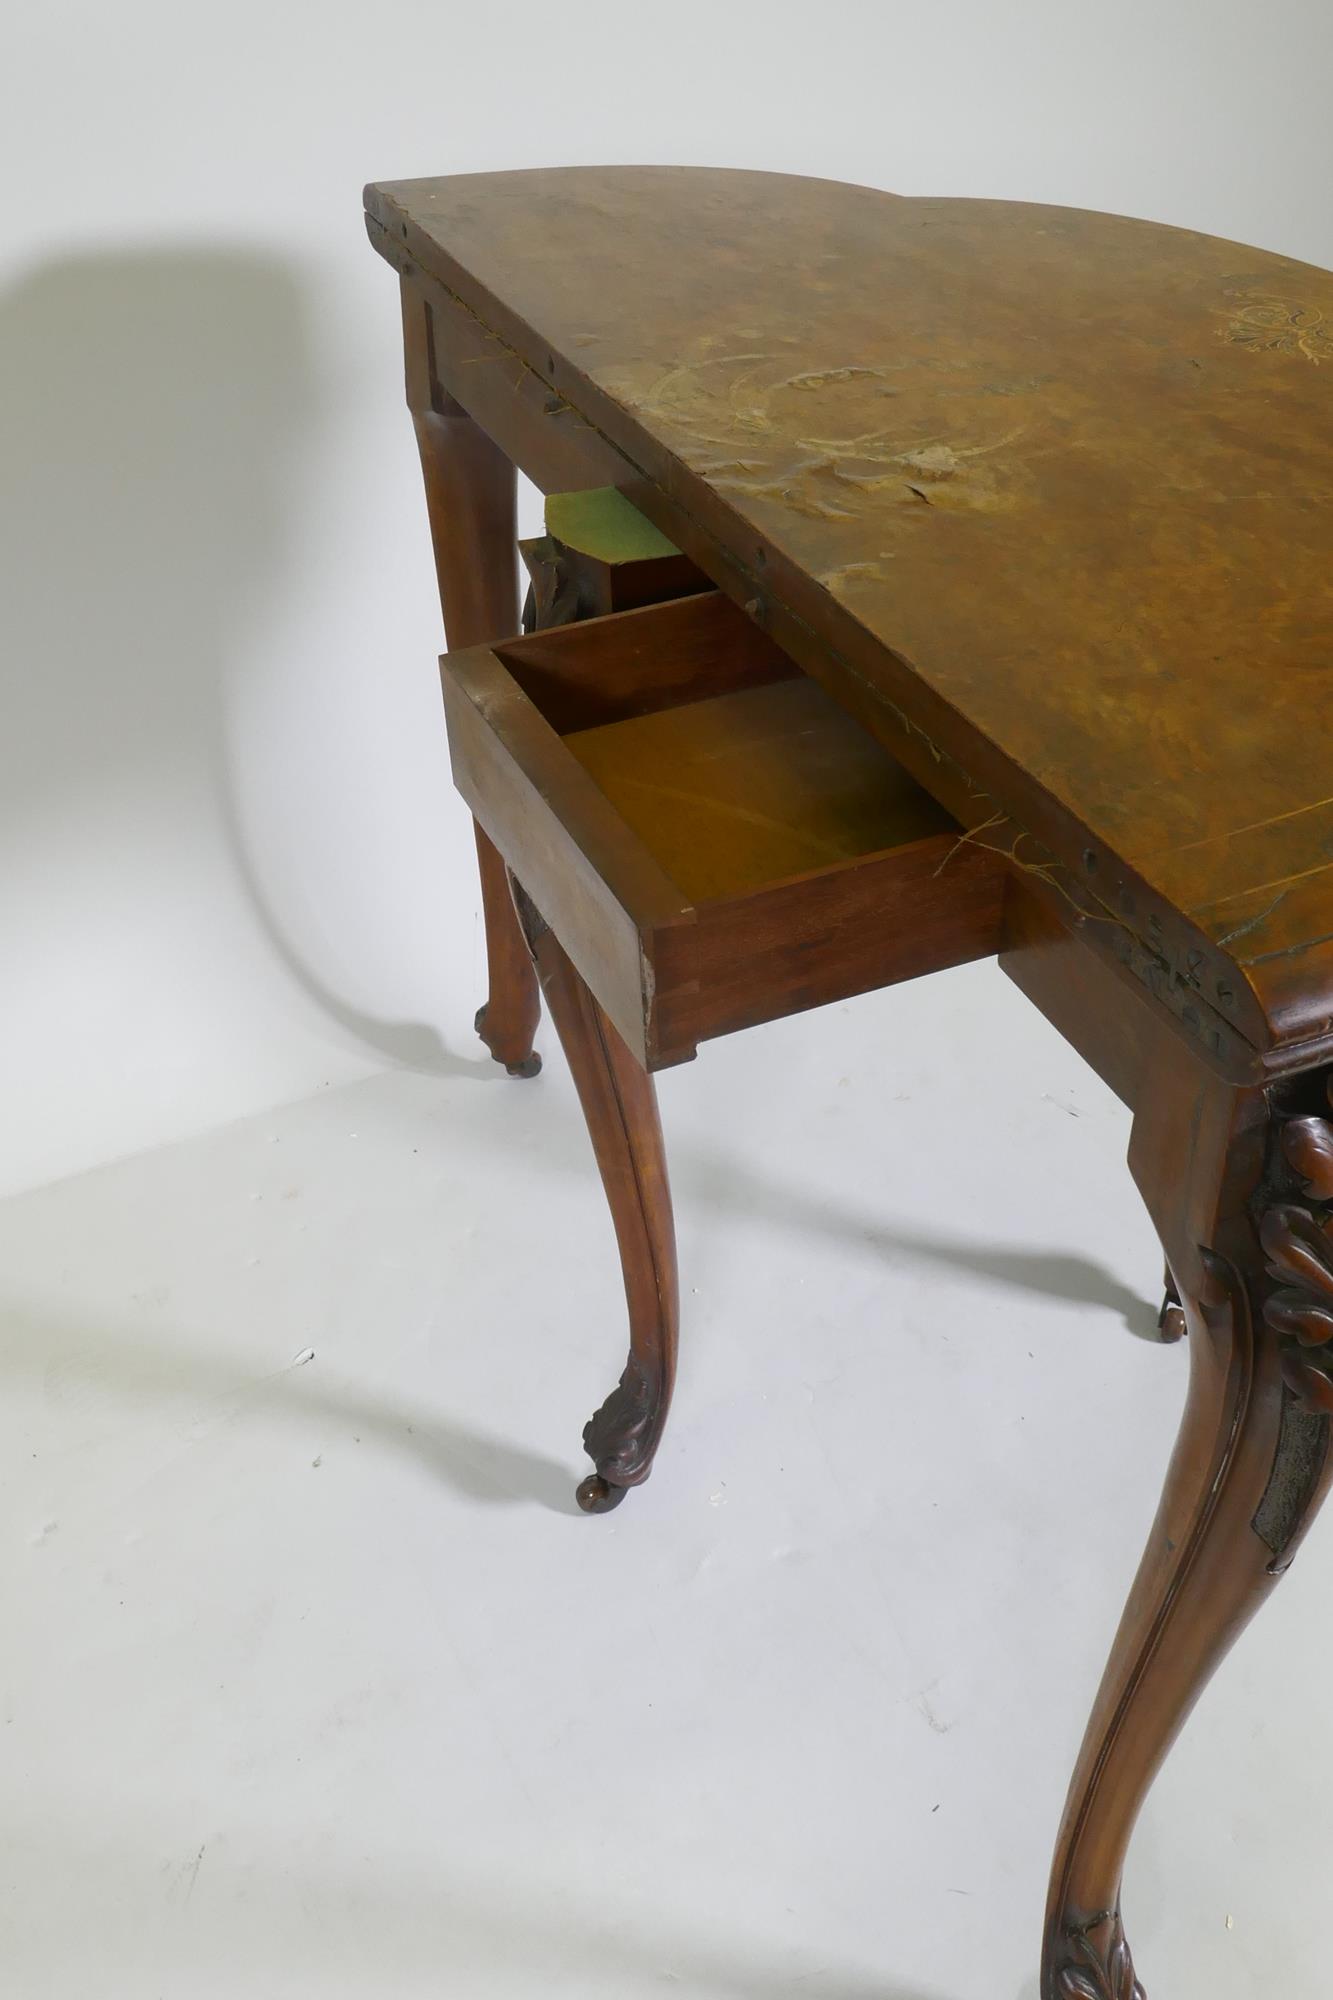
<box><xmin>365</xmin><ymin>165</ymin><xmax>1333</xmax><ymax>1999</ymax></box>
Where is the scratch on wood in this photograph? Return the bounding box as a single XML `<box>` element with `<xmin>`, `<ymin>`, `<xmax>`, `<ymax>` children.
<box><xmin>714</xmin><ymin>474</ymin><xmax>857</xmax><ymax>521</ymax></box>
<box><xmin>1216</xmin><ymin>890</ymin><xmax>1290</xmax><ymax>948</ymax></box>
<box><xmin>932</xmin><ymin>810</ymin><xmax>1008</xmax><ymax>876</ymax></box>
<box><xmin>1147</xmin><ymin>790</ymin><xmax>1333</xmax><ymax>858</ymax></box>
<box><xmin>1245</xmin><ymin>926</ymin><xmax>1333</xmax><ymax>968</ymax></box>
<box><xmin>784</xmin><ymin>365</ymin><xmax>894</xmax><ymax>391</ymax></box>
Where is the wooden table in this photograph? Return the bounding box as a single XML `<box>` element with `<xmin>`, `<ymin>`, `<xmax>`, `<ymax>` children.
<box><xmin>365</xmin><ymin>165</ymin><xmax>1333</xmax><ymax>1999</ymax></box>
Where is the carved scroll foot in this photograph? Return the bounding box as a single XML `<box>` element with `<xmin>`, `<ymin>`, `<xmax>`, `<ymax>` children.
<box><xmin>510</xmin><ymin>881</ymin><xmax>679</xmax><ymax>1514</ymax></box>
<box><xmin>1044</xmin><ymin>1060</ymin><xmax>1333</xmax><ymax>1999</ymax></box>
<box><xmin>474</xmin><ymin>1003</ymin><xmax>541</xmax><ymax>1077</ymax></box>
<box><xmin>576</xmin><ymin>1354</ymin><xmax>669</xmax><ymax>1510</ymax></box>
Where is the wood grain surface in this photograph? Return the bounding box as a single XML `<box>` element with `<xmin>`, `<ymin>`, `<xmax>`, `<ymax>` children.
<box><xmin>368</xmin><ymin>166</ymin><xmax>1333</xmax><ymax>1060</ymax></box>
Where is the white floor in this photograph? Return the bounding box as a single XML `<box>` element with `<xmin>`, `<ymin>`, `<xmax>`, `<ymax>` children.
<box><xmin>3</xmin><ymin>958</ymin><xmax>1330</xmax><ymax>1998</ymax></box>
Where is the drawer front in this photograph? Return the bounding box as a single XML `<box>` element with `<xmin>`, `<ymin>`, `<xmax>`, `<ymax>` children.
<box><xmin>653</xmin><ymin>835</ymin><xmax>1007</xmax><ymax>1057</ymax></box>
<box><xmin>439</xmin><ymin>592</ymin><xmax>1008</xmax><ymax>1069</ymax></box>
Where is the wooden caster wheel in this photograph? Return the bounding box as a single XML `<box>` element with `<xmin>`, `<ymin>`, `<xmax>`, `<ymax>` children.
<box><xmin>576</xmin><ymin>1474</ymin><xmax>629</xmax><ymax>1514</ymax></box>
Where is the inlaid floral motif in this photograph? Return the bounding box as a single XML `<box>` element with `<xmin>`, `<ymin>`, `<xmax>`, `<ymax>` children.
<box><xmin>1217</xmin><ymin>288</ymin><xmax>1333</xmax><ymax>365</ymax></box>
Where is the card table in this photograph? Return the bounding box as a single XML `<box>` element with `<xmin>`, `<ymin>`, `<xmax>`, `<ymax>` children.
<box><xmin>366</xmin><ymin>165</ymin><xmax>1333</xmax><ymax>1997</ymax></box>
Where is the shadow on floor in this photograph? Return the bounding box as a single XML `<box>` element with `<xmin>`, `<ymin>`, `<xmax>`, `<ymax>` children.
<box><xmin>0</xmin><ymin>1052</ymin><xmax>1164</xmax><ymax>1530</ymax></box>
<box><xmin>468</xmin><ymin>1080</ymin><xmax>1163</xmax><ymax>1345</ymax></box>
<box><xmin>6</xmin><ymin>1807</ymin><xmax>956</xmax><ymax>2000</ymax></box>
<box><xmin>685</xmin><ymin>1146</ymin><xmax>1163</xmax><ymax>1342</ymax></box>
<box><xmin>0</xmin><ymin>1294</ymin><xmax>581</xmax><ymax>1516</ymax></box>
<box><xmin>0</xmin><ymin>244</ymin><xmax>483</xmax><ymax>1088</ymax></box>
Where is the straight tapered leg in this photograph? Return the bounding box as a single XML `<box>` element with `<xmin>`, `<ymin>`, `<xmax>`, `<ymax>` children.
<box><xmin>401</xmin><ymin>279</ymin><xmax>541</xmax><ymax>1075</ymax></box>
<box><xmin>1043</xmin><ymin>1053</ymin><xmax>1333</xmax><ymax>1997</ymax></box>
<box><xmin>510</xmin><ymin>879</ymin><xmax>678</xmax><ymax>1513</ymax></box>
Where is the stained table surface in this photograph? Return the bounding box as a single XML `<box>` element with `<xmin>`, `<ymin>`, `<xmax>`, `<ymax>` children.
<box><xmin>366</xmin><ymin>165</ymin><xmax>1333</xmax><ymax>1059</ymax></box>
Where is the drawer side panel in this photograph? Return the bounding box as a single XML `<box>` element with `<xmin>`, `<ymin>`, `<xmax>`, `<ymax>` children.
<box><xmin>441</xmin><ymin>657</ymin><xmax>692</xmax><ymax>1064</ymax></box>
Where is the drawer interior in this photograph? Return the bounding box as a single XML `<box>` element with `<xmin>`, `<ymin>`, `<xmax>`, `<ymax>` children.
<box><xmin>450</xmin><ymin>589</ymin><xmax>1006</xmax><ymax>1067</ymax></box>
<box><xmin>564</xmin><ymin>678</ymin><xmax>957</xmax><ymax>903</ymax></box>
<box><xmin>490</xmin><ymin>593</ymin><xmax>959</xmax><ymax>904</ymax></box>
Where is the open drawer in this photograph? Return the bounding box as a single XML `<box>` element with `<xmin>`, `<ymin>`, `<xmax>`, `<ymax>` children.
<box><xmin>442</xmin><ymin>591</ymin><xmax>1008</xmax><ymax>1070</ymax></box>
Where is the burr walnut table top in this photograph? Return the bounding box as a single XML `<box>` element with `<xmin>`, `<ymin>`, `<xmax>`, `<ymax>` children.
<box><xmin>365</xmin><ymin>165</ymin><xmax>1333</xmax><ymax>1070</ymax></box>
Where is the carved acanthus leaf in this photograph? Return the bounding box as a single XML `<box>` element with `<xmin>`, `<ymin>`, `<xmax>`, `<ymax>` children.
<box><xmin>583</xmin><ymin>1356</ymin><xmax>658</xmax><ymax>1483</ymax></box>
<box><xmin>1282</xmin><ymin>1112</ymin><xmax>1333</xmax><ymax>1200</ymax></box>
<box><xmin>1282</xmin><ymin>1353</ymin><xmax>1333</xmax><ymax>1417</ymax></box>
<box><xmin>1259</xmin><ymin>1079</ymin><xmax>1333</xmax><ymax>1413</ymax></box>
<box><xmin>1261</xmin><ymin>1204</ymin><xmax>1333</xmax><ymax>1316</ymax></box>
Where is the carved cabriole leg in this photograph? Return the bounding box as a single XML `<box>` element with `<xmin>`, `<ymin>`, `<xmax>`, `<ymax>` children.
<box><xmin>1043</xmin><ymin>1054</ymin><xmax>1333</xmax><ymax>1999</ymax></box>
<box><xmin>401</xmin><ymin>279</ymin><xmax>541</xmax><ymax>1077</ymax></box>
<box><xmin>509</xmin><ymin>879</ymin><xmax>678</xmax><ymax>1513</ymax></box>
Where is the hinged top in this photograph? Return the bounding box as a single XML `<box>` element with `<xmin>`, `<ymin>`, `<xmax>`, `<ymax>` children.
<box><xmin>366</xmin><ymin>165</ymin><xmax>1333</xmax><ymax>1066</ymax></box>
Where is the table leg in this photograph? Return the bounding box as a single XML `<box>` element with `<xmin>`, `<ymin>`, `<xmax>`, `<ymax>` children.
<box><xmin>1043</xmin><ymin>1053</ymin><xmax>1333</xmax><ymax>1997</ymax></box>
<box><xmin>402</xmin><ymin>284</ymin><xmax>541</xmax><ymax>1076</ymax></box>
<box><xmin>510</xmin><ymin>878</ymin><xmax>678</xmax><ymax>1514</ymax></box>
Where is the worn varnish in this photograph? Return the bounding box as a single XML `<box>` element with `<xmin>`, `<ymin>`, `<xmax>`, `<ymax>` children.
<box><xmin>367</xmin><ymin>166</ymin><xmax>1333</xmax><ymax>1062</ymax></box>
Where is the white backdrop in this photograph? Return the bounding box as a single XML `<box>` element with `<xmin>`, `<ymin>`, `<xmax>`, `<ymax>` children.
<box><xmin>4</xmin><ymin>0</ymin><xmax>1331</xmax><ymax>1200</ymax></box>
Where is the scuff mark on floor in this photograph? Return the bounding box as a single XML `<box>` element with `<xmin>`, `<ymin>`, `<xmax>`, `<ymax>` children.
<box><xmin>183</xmin><ymin>1844</ymin><xmax>205</xmax><ymax>1906</ymax></box>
